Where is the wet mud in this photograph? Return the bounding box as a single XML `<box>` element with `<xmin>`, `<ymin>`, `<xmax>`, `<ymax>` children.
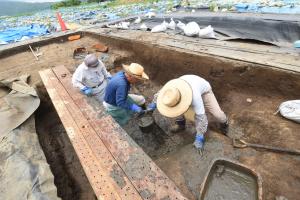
<box><xmin>202</xmin><ymin>164</ymin><xmax>257</xmax><ymax>200</ymax></box>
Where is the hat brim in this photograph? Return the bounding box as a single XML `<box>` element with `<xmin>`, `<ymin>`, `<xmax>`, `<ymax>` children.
<box><xmin>123</xmin><ymin>64</ymin><xmax>149</xmax><ymax>80</ymax></box>
<box><xmin>157</xmin><ymin>79</ymin><xmax>193</xmax><ymax>118</ymax></box>
<box><xmin>89</xmin><ymin>62</ymin><xmax>99</xmax><ymax>68</ymax></box>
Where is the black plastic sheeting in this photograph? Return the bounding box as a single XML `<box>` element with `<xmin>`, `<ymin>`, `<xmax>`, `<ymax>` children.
<box><xmin>112</xmin><ymin>14</ymin><xmax>300</xmax><ymax>47</ymax></box>
<box><xmin>171</xmin><ymin>15</ymin><xmax>300</xmax><ymax>46</ymax></box>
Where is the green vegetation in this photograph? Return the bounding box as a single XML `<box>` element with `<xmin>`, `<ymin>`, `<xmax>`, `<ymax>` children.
<box><xmin>51</xmin><ymin>0</ymin><xmax>159</xmax><ymax>10</ymax></box>
<box><xmin>51</xmin><ymin>0</ymin><xmax>81</xmax><ymax>9</ymax></box>
<box><xmin>106</xmin><ymin>0</ymin><xmax>159</xmax><ymax>7</ymax></box>
<box><xmin>0</xmin><ymin>1</ymin><xmax>53</xmax><ymax>16</ymax></box>
<box><xmin>87</xmin><ymin>0</ymin><xmax>103</xmax><ymax>3</ymax></box>
<box><xmin>51</xmin><ymin>0</ymin><xmax>109</xmax><ymax>9</ymax></box>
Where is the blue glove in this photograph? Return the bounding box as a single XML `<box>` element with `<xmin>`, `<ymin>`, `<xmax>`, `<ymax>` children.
<box><xmin>130</xmin><ymin>104</ymin><xmax>143</xmax><ymax>113</ymax></box>
<box><xmin>80</xmin><ymin>86</ymin><xmax>93</xmax><ymax>96</ymax></box>
<box><xmin>107</xmin><ymin>76</ymin><xmax>112</xmax><ymax>80</ymax></box>
<box><xmin>147</xmin><ymin>103</ymin><xmax>156</xmax><ymax>111</ymax></box>
<box><xmin>193</xmin><ymin>134</ymin><xmax>205</xmax><ymax>150</ymax></box>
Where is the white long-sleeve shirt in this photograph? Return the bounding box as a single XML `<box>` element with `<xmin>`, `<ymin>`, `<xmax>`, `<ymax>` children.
<box><xmin>72</xmin><ymin>60</ymin><xmax>111</xmax><ymax>90</ymax></box>
<box><xmin>180</xmin><ymin>75</ymin><xmax>211</xmax><ymax>115</ymax></box>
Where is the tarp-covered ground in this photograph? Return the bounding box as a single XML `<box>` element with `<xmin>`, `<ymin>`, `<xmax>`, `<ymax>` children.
<box><xmin>0</xmin><ymin>75</ymin><xmax>60</xmax><ymax>200</ymax></box>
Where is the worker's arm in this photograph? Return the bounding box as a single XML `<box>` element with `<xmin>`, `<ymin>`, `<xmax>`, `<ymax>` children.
<box><xmin>99</xmin><ymin>60</ymin><xmax>111</xmax><ymax>79</ymax></box>
<box><xmin>72</xmin><ymin>66</ymin><xmax>86</xmax><ymax>90</ymax></box>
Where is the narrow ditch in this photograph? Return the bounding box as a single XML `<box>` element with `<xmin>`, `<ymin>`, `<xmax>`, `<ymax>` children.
<box><xmin>35</xmin><ymin>84</ymin><xmax>97</xmax><ymax>200</ymax></box>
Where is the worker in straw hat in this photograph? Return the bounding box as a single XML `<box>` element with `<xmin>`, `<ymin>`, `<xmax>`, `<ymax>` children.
<box><xmin>156</xmin><ymin>75</ymin><xmax>228</xmax><ymax>152</ymax></box>
<box><xmin>103</xmin><ymin>63</ymin><xmax>156</xmax><ymax>125</ymax></box>
<box><xmin>72</xmin><ymin>54</ymin><xmax>111</xmax><ymax>102</ymax></box>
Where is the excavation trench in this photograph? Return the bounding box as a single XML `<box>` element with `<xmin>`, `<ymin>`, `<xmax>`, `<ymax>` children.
<box><xmin>1</xmin><ymin>33</ymin><xmax>300</xmax><ymax>200</ymax></box>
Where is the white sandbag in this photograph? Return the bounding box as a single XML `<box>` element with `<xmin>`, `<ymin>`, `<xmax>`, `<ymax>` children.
<box><xmin>121</xmin><ymin>22</ymin><xmax>130</xmax><ymax>28</ymax></box>
<box><xmin>107</xmin><ymin>24</ymin><xmax>117</xmax><ymax>28</ymax></box>
<box><xmin>278</xmin><ymin>100</ymin><xmax>300</xmax><ymax>123</ymax></box>
<box><xmin>134</xmin><ymin>17</ymin><xmax>142</xmax><ymax>24</ymax></box>
<box><xmin>140</xmin><ymin>23</ymin><xmax>148</xmax><ymax>31</ymax></box>
<box><xmin>176</xmin><ymin>20</ymin><xmax>186</xmax><ymax>31</ymax></box>
<box><xmin>184</xmin><ymin>22</ymin><xmax>200</xmax><ymax>36</ymax></box>
<box><xmin>0</xmin><ymin>40</ymin><xmax>8</xmax><ymax>45</ymax></box>
<box><xmin>151</xmin><ymin>21</ymin><xmax>167</xmax><ymax>33</ymax></box>
<box><xmin>120</xmin><ymin>22</ymin><xmax>130</xmax><ymax>29</ymax></box>
<box><xmin>167</xmin><ymin>18</ymin><xmax>176</xmax><ymax>30</ymax></box>
<box><xmin>199</xmin><ymin>25</ymin><xmax>216</xmax><ymax>38</ymax></box>
<box><xmin>145</xmin><ymin>11</ymin><xmax>156</xmax><ymax>18</ymax></box>
<box><xmin>162</xmin><ymin>20</ymin><xmax>168</xmax><ymax>27</ymax></box>
<box><xmin>108</xmin><ymin>21</ymin><xmax>130</xmax><ymax>29</ymax></box>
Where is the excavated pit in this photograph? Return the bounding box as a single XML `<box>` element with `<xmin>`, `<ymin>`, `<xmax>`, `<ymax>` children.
<box><xmin>0</xmin><ymin>33</ymin><xmax>300</xmax><ymax>200</ymax></box>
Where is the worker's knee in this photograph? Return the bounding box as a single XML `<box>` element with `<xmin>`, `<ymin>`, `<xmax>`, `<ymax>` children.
<box><xmin>128</xmin><ymin>94</ymin><xmax>145</xmax><ymax>105</ymax></box>
<box><xmin>214</xmin><ymin>111</ymin><xmax>227</xmax><ymax>123</ymax></box>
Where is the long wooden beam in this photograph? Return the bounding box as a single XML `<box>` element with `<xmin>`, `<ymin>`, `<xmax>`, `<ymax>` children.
<box><xmin>52</xmin><ymin>65</ymin><xmax>187</xmax><ymax>200</ymax></box>
<box><xmin>39</xmin><ymin>69</ymin><xmax>142</xmax><ymax>200</ymax></box>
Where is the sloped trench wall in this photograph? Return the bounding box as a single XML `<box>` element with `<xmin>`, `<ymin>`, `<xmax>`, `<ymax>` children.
<box><xmin>88</xmin><ymin>32</ymin><xmax>300</xmax><ymax>99</ymax></box>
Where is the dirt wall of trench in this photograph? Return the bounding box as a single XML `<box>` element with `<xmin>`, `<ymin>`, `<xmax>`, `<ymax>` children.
<box><xmin>86</xmin><ymin>32</ymin><xmax>300</xmax><ymax>99</ymax></box>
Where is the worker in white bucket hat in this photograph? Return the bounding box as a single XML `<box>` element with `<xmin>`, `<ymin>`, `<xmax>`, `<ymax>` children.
<box><xmin>103</xmin><ymin>63</ymin><xmax>155</xmax><ymax>125</ymax></box>
<box><xmin>156</xmin><ymin>74</ymin><xmax>228</xmax><ymax>153</ymax></box>
<box><xmin>72</xmin><ymin>54</ymin><xmax>111</xmax><ymax>102</ymax></box>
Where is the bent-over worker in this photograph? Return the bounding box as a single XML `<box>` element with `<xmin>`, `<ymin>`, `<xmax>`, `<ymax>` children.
<box><xmin>156</xmin><ymin>75</ymin><xmax>228</xmax><ymax>151</ymax></box>
<box><xmin>103</xmin><ymin>63</ymin><xmax>155</xmax><ymax>125</ymax></box>
<box><xmin>72</xmin><ymin>54</ymin><xmax>111</xmax><ymax>102</ymax></box>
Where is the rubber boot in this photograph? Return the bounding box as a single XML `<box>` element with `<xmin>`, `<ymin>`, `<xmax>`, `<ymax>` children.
<box><xmin>220</xmin><ymin>120</ymin><xmax>229</xmax><ymax>135</ymax></box>
<box><xmin>170</xmin><ymin>117</ymin><xmax>186</xmax><ymax>133</ymax></box>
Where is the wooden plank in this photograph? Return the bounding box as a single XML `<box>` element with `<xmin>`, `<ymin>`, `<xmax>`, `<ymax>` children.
<box><xmin>39</xmin><ymin>69</ymin><xmax>141</xmax><ymax>200</ymax></box>
<box><xmin>45</xmin><ymin>68</ymin><xmax>143</xmax><ymax>199</ymax></box>
<box><xmin>52</xmin><ymin>65</ymin><xmax>188</xmax><ymax>200</ymax></box>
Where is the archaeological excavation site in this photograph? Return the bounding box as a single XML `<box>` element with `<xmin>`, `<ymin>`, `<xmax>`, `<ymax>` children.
<box><xmin>1</xmin><ymin>18</ymin><xmax>300</xmax><ymax>200</ymax></box>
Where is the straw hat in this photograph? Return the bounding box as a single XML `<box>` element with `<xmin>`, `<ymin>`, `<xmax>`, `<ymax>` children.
<box><xmin>123</xmin><ymin>63</ymin><xmax>149</xmax><ymax>80</ymax></box>
<box><xmin>157</xmin><ymin>79</ymin><xmax>193</xmax><ymax>118</ymax></box>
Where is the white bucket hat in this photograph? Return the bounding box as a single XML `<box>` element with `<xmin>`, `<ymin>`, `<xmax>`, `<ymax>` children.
<box><xmin>157</xmin><ymin>78</ymin><xmax>193</xmax><ymax>118</ymax></box>
<box><xmin>123</xmin><ymin>63</ymin><xmax>149</xmax><ymax>80</ymax></box>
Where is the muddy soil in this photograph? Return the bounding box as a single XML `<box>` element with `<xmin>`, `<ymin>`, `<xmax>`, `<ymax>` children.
<box><xmin>111</xmin><ymin>33</ymin><xmax>300</xmax><ymax>199</ymax></box>
<box><xmin>202</xmin><ymin>164</ymin><xmax>257</xmax><ymax>200</ymax></box>
<box><xmin>0</xmin><ymin>36</ymin><xmax>132</xmax><ymax>85</ymax></box>
<box><xmin>123</xmin><ymin>78</ymin><xmax>300</xmax><ymax>200</ymax></box>
<box><xmin>0</xmin><ymin>34</ymin><xmax>299</xmax><ymax>200</ymax></box>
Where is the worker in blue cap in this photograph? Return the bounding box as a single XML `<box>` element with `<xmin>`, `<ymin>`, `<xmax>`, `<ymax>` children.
<box><xmin>72</xmin><ymin>54</ymin><xmax>111</xmax><ymax>102</ymax></box>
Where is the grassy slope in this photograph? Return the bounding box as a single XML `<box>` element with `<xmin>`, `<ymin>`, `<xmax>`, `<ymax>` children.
<box><xmin>0</xmin><ymin>1</ymin><xmax>53</xmax><ymax>16</ymax></box>
<box><xmin>107</xmin><ymin>0</ymin><xmax>159</xmax><ymax>7</ymax></box>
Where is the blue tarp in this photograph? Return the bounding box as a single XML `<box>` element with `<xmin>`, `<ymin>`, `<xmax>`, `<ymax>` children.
<box><xmin>235</xmin><ymin>3</ymin><xmax>300</xmax><ymax>14</ymax></box>
<box><xmin>0</xmin><ymin>24</ymin><xmax>49</xmax><ymax>44</ymax></box>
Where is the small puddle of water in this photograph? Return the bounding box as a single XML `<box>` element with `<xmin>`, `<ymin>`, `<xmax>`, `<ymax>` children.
<box><xmin>203</xmin><ymin>164</ymin><xmax>257</xmax><ymax>200</ymax></box>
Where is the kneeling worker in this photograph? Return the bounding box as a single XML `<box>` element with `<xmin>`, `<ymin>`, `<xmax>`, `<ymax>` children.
<box><xmin>156</xmin><ymin>75</ymin><xmax>228</xmax><ymax>151</ymax></box>
<box><xmin>72</xmin><ymin>54</ymin><xmax>111</xmax><ymax>102</ymax></box>
<box><xmin>103</xmin><ymin>63</ymin><xmax>155</xmax><ymax>125</ymax></box>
